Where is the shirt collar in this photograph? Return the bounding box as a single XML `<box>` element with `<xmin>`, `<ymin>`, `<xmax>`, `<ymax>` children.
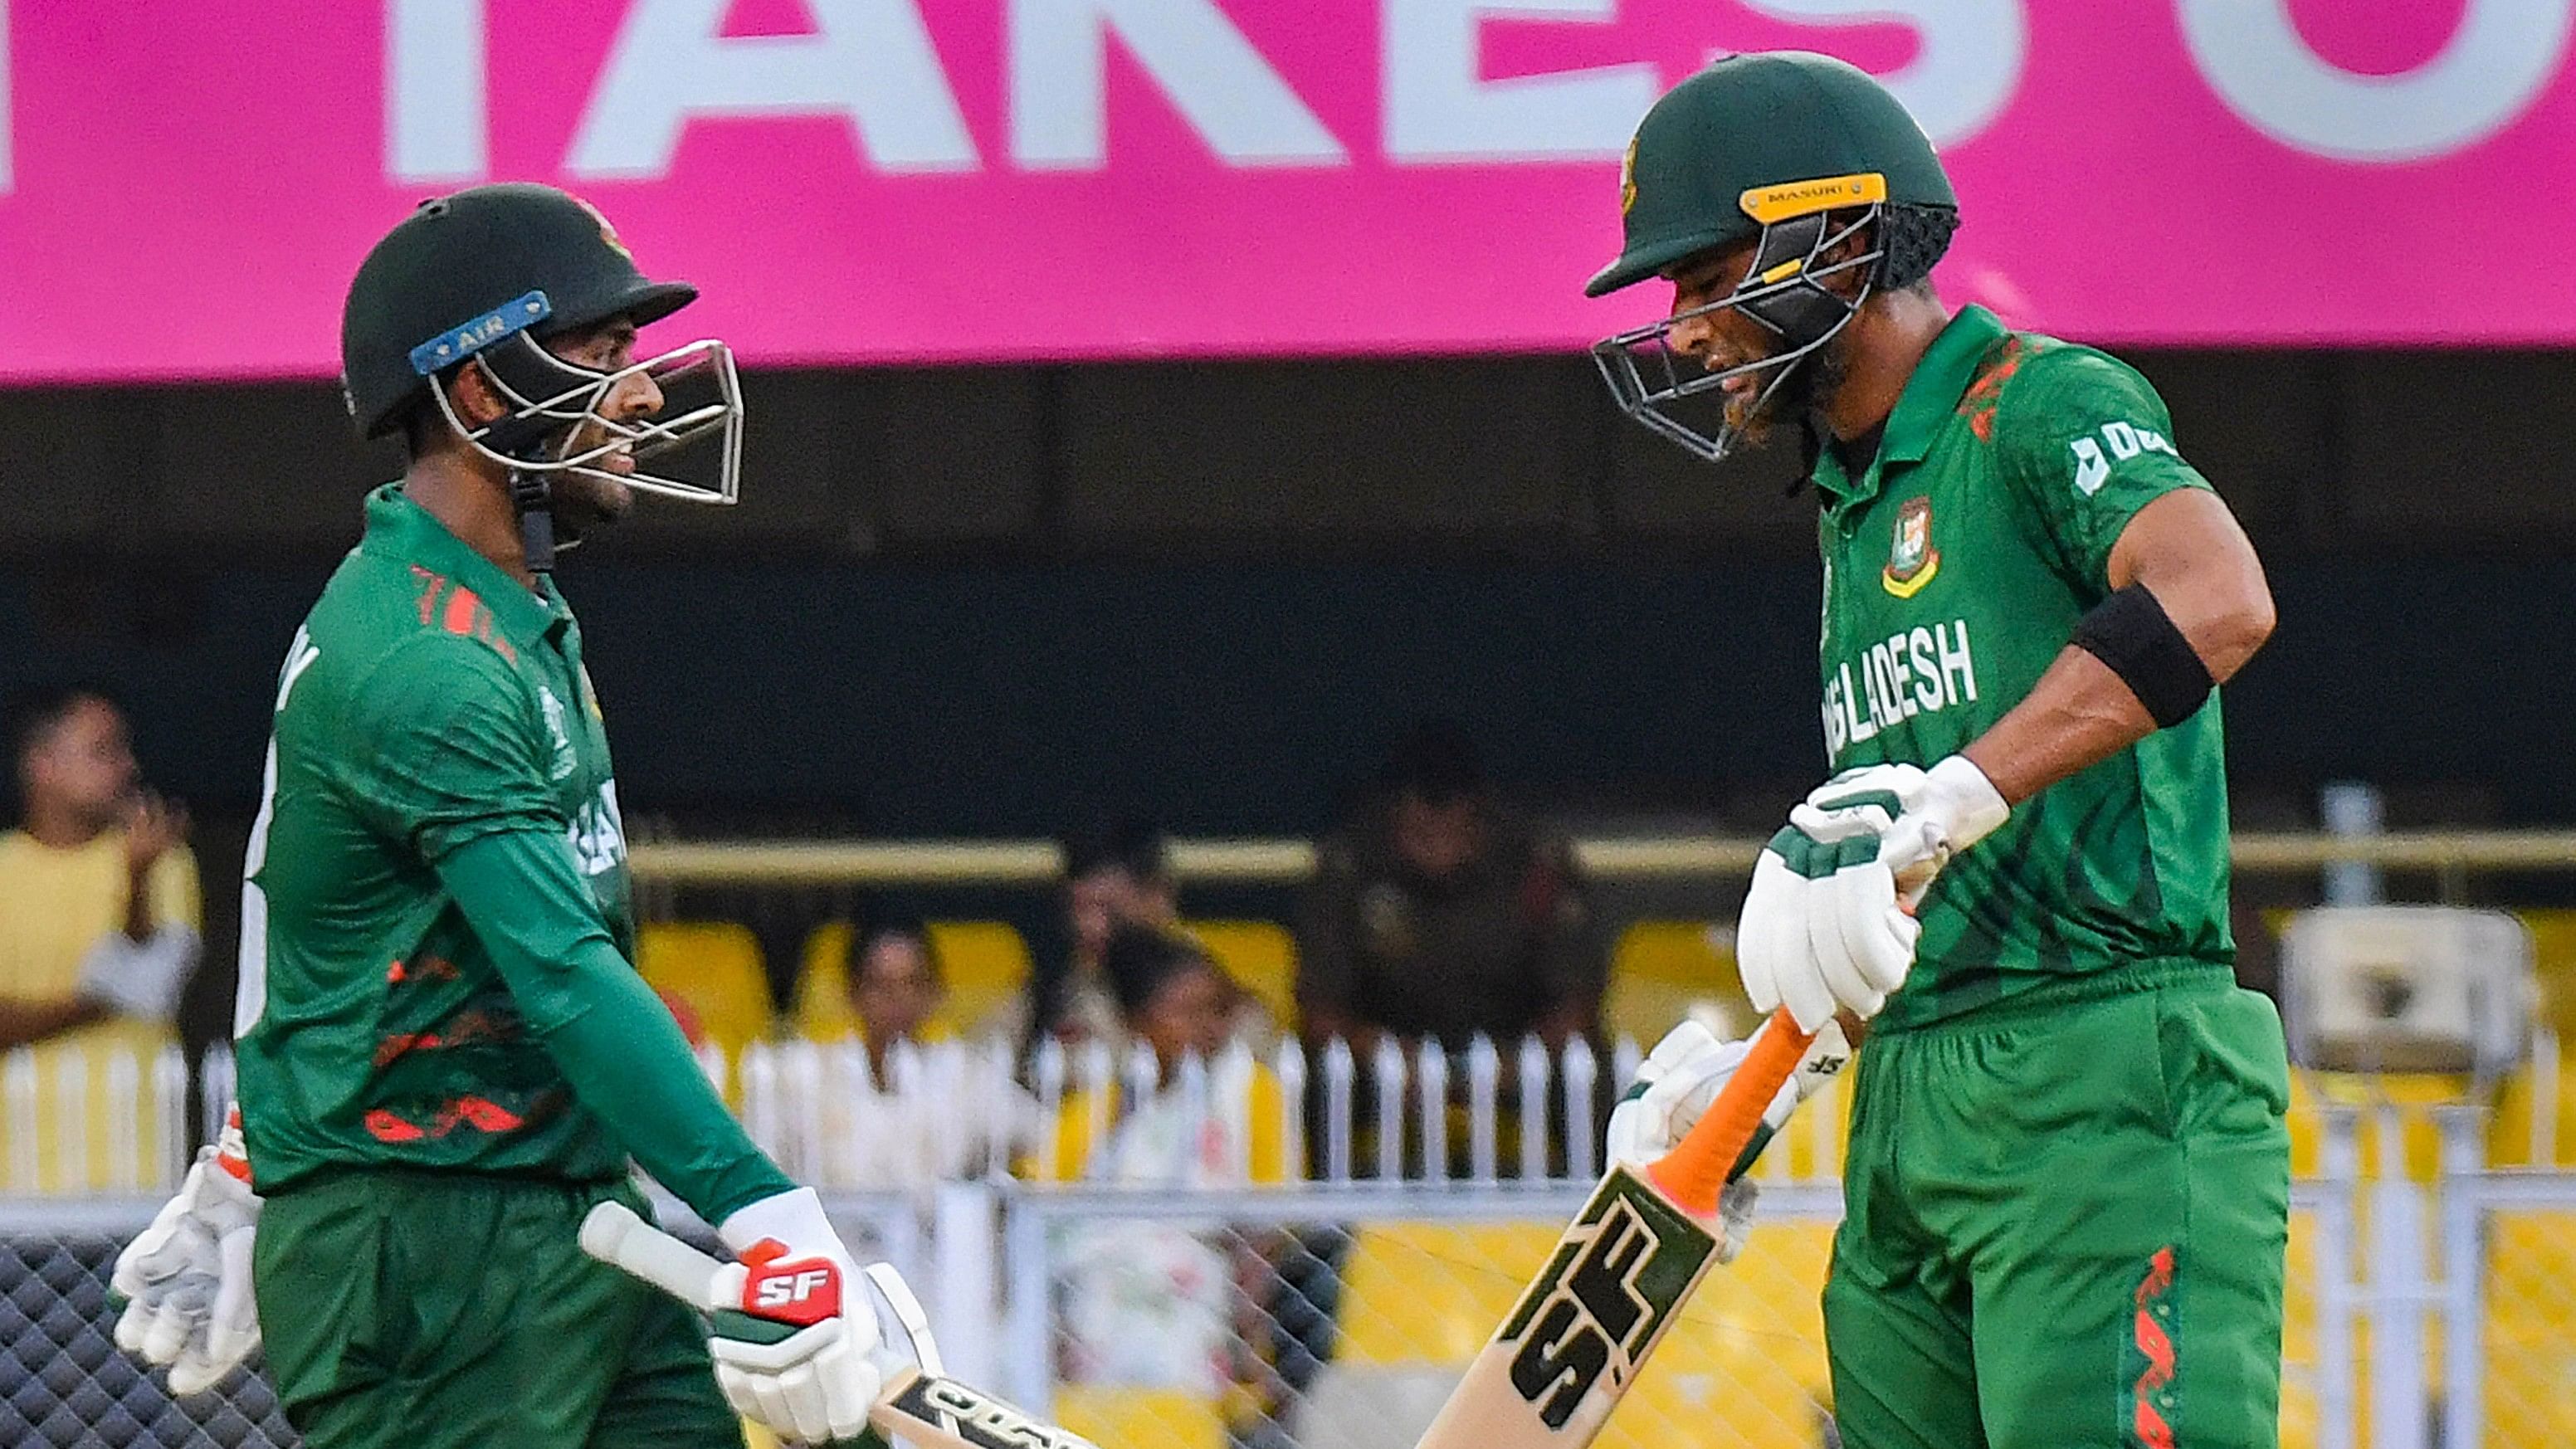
<box><xmin>359</xmin><ymin>483</ymin><xmax>567</xmax><ymax>648</ymax></box>
<box><xmin>1810</xmin><ymin>305</ymin><xmax>2010</xmax><ymax>509</ymax></box>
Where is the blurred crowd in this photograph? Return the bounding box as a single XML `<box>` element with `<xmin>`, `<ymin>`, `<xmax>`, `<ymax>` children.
<box><xmin>0</xmin><ymin>695</ymin><xmax>1603</xmax><ymax>1426</ymax></box>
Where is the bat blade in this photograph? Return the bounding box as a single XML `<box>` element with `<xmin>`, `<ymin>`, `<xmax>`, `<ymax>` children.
<box><xmin>1414</xmin><ymin>1009</ymin><xmax>1813</xmax><ymax>1449</ymax></box>
<box><xmin>877</xmin><ymin>1368</ymin><xmax>1105</xmax><ymax>1449</ymax></box>
<box><xmin>1414</xmin><ymin>1167</ymin><xmax>1721</xmax><ymax>1449</ymax></box>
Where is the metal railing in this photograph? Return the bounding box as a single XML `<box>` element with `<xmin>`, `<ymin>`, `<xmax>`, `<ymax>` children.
<box><xmin>11</xmin><ymin>1035</ymin><xmax>2576</xmax><ymax>1448</ymax></box>
<box><xmin>625</xmin><ymin>827</ymin><xmax>2576</xmax><ymax>886</ymax></box>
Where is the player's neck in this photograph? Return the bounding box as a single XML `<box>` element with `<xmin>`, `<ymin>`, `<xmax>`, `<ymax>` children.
<box><xmin>405</xmin><ymin>454</ymin><xmax>539</xmax><ymax>593</ymax></box>
<box><xmin>1821</xmin><ymin>290</ymin><xmax>1952</xmax><ymax>442</ymax></box>
<box><xmin>19</xmin><ymin>798</ymin><xmax>102</xmax><ymax>851</ymax></box>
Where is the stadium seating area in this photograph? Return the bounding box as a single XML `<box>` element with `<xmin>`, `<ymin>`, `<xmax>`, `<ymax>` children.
<box><xmin>625</xmin><ymin>908</ymin><xmax>2576</xmax><ymax>1168</ymax></box>
<box><xmin>5</xmin><ymin>905</ymin><xmax>2574</xmax><ymax>1447</ymax></box>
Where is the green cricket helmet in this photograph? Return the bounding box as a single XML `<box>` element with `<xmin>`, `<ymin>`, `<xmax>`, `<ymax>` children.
<box><xmin>1587</xmin><ymin>52</ymin><xmax>1959</xmax><ymax>462</ymax></box>
<box><xmin>340</xmin><ymin>183</ymin><xmax>744</xmax><ymax>567</ymax></box>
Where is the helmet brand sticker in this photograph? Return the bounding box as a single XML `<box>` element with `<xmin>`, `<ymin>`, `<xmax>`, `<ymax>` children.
<box><xmin>1739</xmin><ymin>173</ymin><xmax>1887</xmax><ymax>224</ymax></box>
<box><xmin>407</xmin><ymin>290</ymin><xmax>553</xmax><ymax>376</ymax></box>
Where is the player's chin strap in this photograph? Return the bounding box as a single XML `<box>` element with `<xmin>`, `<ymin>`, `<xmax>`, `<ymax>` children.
<box><xmin>509</xmin><ymin>470</ymin><xmax>560</xmax><ymax>574</ymax></box>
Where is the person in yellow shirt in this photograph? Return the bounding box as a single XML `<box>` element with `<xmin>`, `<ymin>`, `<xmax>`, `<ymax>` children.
<box><xmin>0</xmin><ymin>685</ymin><xmax>199</xmax><ymax>1051</ymax></box>
<box><xmin>1039</xmin><ymin>925</ymin><xmax>1301</xmax><ymax>1435</ymax></box>
<box><xmin>1042</xmin><ymin>925</ymin><xmax>1293</xmax><ymax>1187</ymax></box>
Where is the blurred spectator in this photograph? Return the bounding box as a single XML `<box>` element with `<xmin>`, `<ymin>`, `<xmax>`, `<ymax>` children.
<box><xmin>0</xmin><ymin>685</ymin><xmax>198</xmax><ymax>1050</ymax></box>
<box><xmin>1295</xmin><ymin>723</ymin><xmax>1604</xmax><ymax>1058</ymax></box>
<box><xmin>1043</xmin><ymin>926</ymin><xmax>1290</xmax><ymax>1183</ymax></box>
<box><xmin>1022</xmin><ymin>817</ymin><xmax>1182</xmax><ymax>1048</ymax></box>
<box><xmin>1042</xmin><ymin>926</ymin><xmax>1296</xmax><ymax>1398</ymax></box>
<box><xmin>813</xmin><ymin>920</ymin><xmax>1034</xmax><ymax>1189</ymax></box>
<box><xmin>849</xmin><ymin>920</ymin><xmax>946</xmax><ymax>1083</ymax></box>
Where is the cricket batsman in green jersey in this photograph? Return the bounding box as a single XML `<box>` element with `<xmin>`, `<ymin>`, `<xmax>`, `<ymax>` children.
<box><xmin>1593</xmin><ymin>54</ymin><xmax>2291</xmax><ymax>1449</ymax></box>
<box><xmin>107</xmin><ymin>184</ymin><xmax>918</xmax><ymax>1447</ymax></box>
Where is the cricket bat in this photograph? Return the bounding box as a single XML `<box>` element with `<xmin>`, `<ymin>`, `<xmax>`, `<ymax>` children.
<box><xmin>580</xmin><ymin>1200</ymin><xmax>1101</xmax><ymax>1449</ymax></box>
<box><xmin>1413</xmin><ymin>1007</ymin><xmax>1816</xmax><ymax>1449</ymax></box>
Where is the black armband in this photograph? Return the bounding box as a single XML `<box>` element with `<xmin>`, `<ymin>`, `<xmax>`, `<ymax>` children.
<box><xmin>2070</xmin><ymin>583</ymin><xmax>2215</xmax><ymax>729</ymax></box>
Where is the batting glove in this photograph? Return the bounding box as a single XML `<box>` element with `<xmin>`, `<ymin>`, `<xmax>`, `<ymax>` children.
<box><xmin>1741</xmin><ymin>757</ymin><xmax>2006</xmax><ymax>1032</ymax></box>
<box><xmin>112</xmin><ymin>1104</ymin><xmax>261</xmax><ymax>1396</ymax></box>
<box><xmin>1793</xmin><ymin>755</ymin><xmax>2008</xmax><ymax>908</ymax></box>
<box><xmin>712</xmin><ymin>1187</ymin><xmax>886</xmax><ymax>1445</ymax></box>
<box><xmin>1605</xmin><ymin>1017</ymin><xmax>1852</xmax><ymax>1261</ymax></box>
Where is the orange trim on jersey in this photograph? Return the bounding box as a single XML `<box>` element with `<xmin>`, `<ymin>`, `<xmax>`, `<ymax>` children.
<box><xmin>373</xmin><ymin>1032</ymin><xmax>445</xmax><ymax>1067</ymax></box>
<box><xmin>442</xmin><ymin>585</ymin><xmax>481</xmax><ymax>638</ymax></box>
<box><xmin>445</xmin><ymin>1095</ymin><xmax>524</xmax><ymax>1133</ymax></box>
<box><xmin>410</xmin><ymin>565</ymin><xmax>445</xmax><ymax>627</ymax></box>
<box><xmin>363</xmin><ymin>1109</ymin><xmax>427</xmax><ymax>1143</ymax></box>
<box><xmin>2130</xmin><ymin>1246</ymin><xmax>2179</xmax><ymax>1449</ymax></box>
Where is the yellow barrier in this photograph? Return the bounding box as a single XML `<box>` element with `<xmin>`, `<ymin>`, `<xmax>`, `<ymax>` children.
<box><xmin>630</xmin><ymin>830</ymin><xmax>2576</xmax><ymax>886</ymax></box>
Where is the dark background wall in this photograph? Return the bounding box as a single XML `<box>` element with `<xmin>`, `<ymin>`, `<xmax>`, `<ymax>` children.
<box><xmin>1</xmin><ymin>348</ymin><xmax>2569</xmax><ymax>834</ymax></box>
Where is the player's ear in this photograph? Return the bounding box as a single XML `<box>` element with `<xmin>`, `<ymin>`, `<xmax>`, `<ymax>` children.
<box><xmin>1817</xmin><ymin>208</ymin><xmax>1879</xmax><ymax>300</ymax></box>
<box><xmin>442</xmin><ymin>362</ymin><xmax>511</xmax><ymax>432</ymax></box>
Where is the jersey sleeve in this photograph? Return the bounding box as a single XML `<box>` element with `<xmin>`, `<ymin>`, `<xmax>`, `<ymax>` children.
<box><xmin>349</xmin><ymin>637</ymin><xmax>794</xmax><ymax>1221</ymax></box>
<box><xmin>1994</xmin><ymin>345</ymin><xmax>2213</xmax><ymax>592</ymax></box>
<box><xmin>344</xmin><ymin>636</ymin><xmax>564</xmax><ymax>858</ymax></box>
<box><xmin>437</xmin><ymin>829</ymin><xmax>796</xmax><ymax>1222</ymax></box>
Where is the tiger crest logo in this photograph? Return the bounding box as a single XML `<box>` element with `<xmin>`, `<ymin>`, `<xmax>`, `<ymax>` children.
<box><xmin>1881</xmin><ymin>495</ymin><xmax>1939</xmax><ymax>598</ymax></box>
<box><xmin>572</xmin><ymin>196</ymin><xmax>635</xmax><ymax>263</ymax></box>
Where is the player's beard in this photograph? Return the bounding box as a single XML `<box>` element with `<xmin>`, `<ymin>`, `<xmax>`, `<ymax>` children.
<box><xmin>549</xmin><ymin>469</ymin><xmax>635</xmax><ymax>549</ymax></box>
<box><xmin>1728</xmin><ymin>330</ymin><xmax>1852</xmax><ymax>447</ymax></box>
<box><xmin>541</xmin><ymin>417</ymin><xmax>640</xmax><ymax>548</ymax></box>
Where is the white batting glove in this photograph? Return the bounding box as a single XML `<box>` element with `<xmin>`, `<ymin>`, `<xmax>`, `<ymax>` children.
<box><xmin>1794</xmin><ymin>755</ymin><xmax>2008</xmax><ymax>907</ymax></box>
<box><xmin>1741</xmin><ymin>826</ymin><xmax>1910</xmax><ymax>1031</ymax></box>
<box><xmin>112</xmin><ymin>1104</ymin><xmax>261</xmax><ymax>1396</ymax></box>
<box><xmin>711</xmin><ymin>1187</ymin><xmax>886</xmax><ymax>1445</ymax></box>
<box><xmin>1742</xmin><ymin>756</ymin><xmax>2008</xmax><ymax>1031</ymax></box>
<box><xmin>1605</xmin><ymin>1018</ymin><xmax>1852</xmax><ymax>1262</ymax></box>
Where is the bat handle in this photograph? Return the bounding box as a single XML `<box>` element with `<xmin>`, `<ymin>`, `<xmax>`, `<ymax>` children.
<box><xmin>1644</xmin><ymin>1009</ymin><xmax>1814</xmax><ymax>1217</ymax></box>
<box><xmin>579</xmin><ymin>1200</ymin><xmax>729</xmax><ymax>1311</ymax></box>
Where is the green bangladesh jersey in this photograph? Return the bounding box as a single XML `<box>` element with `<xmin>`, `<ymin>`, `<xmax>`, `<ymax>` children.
<box><xmin>1809</xmin><ymin>306</ymin><xmax>2233</xmax><ymax>1030</ymax></box>
<box><xmin>232</xmin><ymin>485</ymin><xmax>791</xmax><ymax>1220</ymax></box>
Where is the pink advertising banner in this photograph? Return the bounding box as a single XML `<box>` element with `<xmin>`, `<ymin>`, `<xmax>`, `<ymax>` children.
<box><xmin>1</xmin><ymin>1</ymin><xmax>2571</xmax><ymax>380</ymax></box>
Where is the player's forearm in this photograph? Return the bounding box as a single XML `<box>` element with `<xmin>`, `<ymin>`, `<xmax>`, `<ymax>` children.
<box><xmin>437</xmin><ymin>829</ymin><xmax>796</xmax><ymax>1222</ymax></box>
<box><xmin>1963</xmin><ymin>648</ymin><xmax>2158</xmax><ymax>804</ymax></box>
<box><xmin>0</xmin><ymin>996</ymin><xmax>109</xmax><ymax>1051</ymax></box>
<box><xmin>122</xmin><ymin>866</ymin><xmax>156</xmax><ymax>944</ymax></box>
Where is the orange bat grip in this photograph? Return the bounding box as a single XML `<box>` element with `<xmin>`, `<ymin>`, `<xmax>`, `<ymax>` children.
<box><xmin>1643</xmin><ymin>1009</ymin><xmax>1813</xmax><ymax>1217</ymax></box>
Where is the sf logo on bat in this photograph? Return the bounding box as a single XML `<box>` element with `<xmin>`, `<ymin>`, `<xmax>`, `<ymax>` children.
<box><xmin>1501</xmin><ymin>1178</ymin><xmax>1709</xmax><ymax>1430</ymax></box>
<box><xmin>895</xmin><ymin>1373</ymin><xmax>1104</xmax><ymax>1449</ymax></box>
